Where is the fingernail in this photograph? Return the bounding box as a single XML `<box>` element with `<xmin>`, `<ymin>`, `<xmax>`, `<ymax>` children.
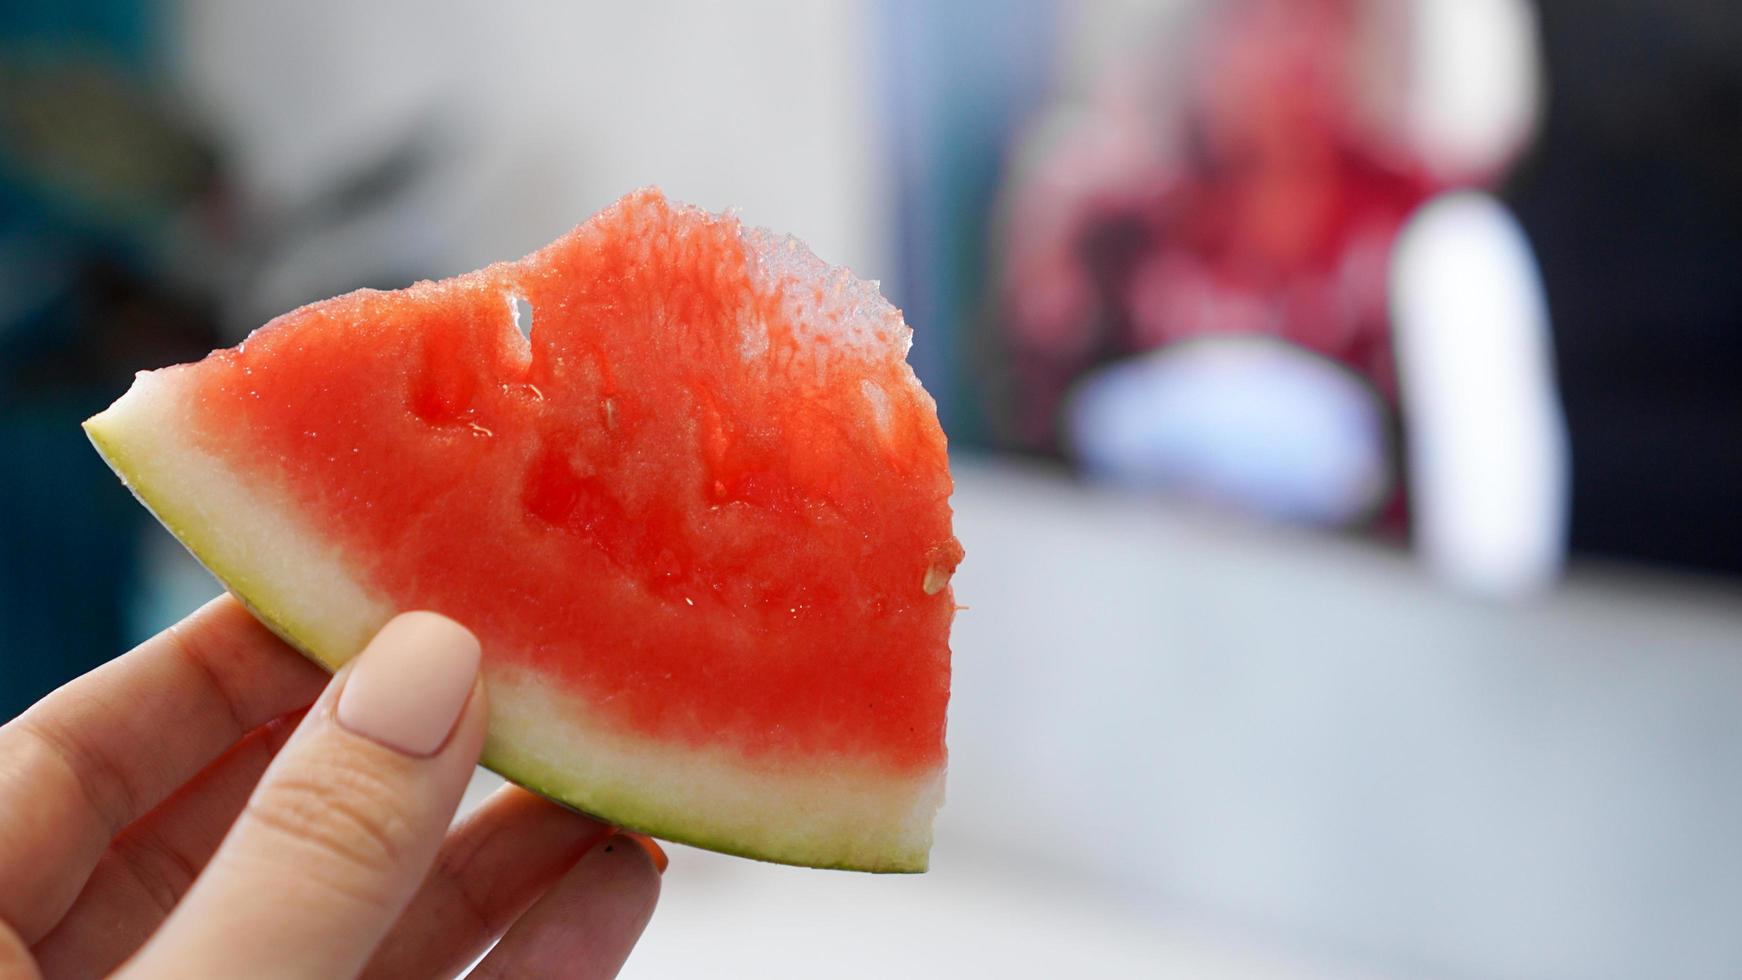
<box><xmin>337</xmin><ymin>611</ymin><xmax>481</xmax><ymax>756</ymax></box>
<box><xmin>617</xmin><ymin>831</ymin><xmax>668</xmax><ymax>874</ymax></box>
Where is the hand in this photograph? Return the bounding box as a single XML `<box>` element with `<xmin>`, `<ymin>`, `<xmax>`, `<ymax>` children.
<box><xmin>0</xmin><ymin>596</ymin><xmax>661</xmax><ymax>979</ymax></box>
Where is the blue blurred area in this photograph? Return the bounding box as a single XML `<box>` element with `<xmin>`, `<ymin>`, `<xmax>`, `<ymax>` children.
<box><xmin>872</xmin><ymin>0</ymin><xmax>1059</xmax><ymax>444</ymax></box>
<box><xmin>1</xmin><ymin>0</ymin><xmax>167</xmax><ymax>718</ymax></box>
<box><xmin>0</xmin><ymin>397</ymin><xmax>138</xmax><ymax>718</ymax></box>
<box><xmin>3</xmin><ymin>0</ymin><xmax>154</xmax><ymax>67</ymax></box>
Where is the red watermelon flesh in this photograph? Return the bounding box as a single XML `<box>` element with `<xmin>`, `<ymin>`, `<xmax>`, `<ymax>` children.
<box><xmin>83</xmin><ymin>189</ymin><xmax>962</xmax><ymax>872</ymax></box>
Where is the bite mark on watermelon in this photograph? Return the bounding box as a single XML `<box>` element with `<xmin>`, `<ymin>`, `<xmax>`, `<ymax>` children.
<box><xmin>84</xmin><ymin>189</ymin><xmax>962</xmax><ymax>872</ymax></box>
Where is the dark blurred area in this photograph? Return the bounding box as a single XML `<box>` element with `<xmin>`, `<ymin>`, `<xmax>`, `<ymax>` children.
<box><xmin>3</xmin><ymin>1</ymin><xmax>448</xmax><ymax>719</ymax></box>
<box><xmin>1</xmin><ymin>8</ymin><xmax>223</xmax><ymax>716</ymax></box>
<box><xmin>3</xmin><ymin>1</ymin><xmax>1742</xmax><ymax>977</ymax></box>
<box><xmin>1506</xmin><ymin>0</ymin><xmax>1742</xmax><ymax>573</ymax></box>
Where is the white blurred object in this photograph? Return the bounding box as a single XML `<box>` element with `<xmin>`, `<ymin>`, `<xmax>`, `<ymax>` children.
<box><xmin>1404</xmin><ymin>0</ymin><xmax>1542</xmax><ymax>179</ymax></box>
<box><xmin>1391</xmin><ymin>190</ymin><xmax>1568</xmax><ymax>597</ymax></box>
<box><xmin>1066</xmin><ymin>338</ymin><xmax>1390</xmax><ymax>526</ymax></box>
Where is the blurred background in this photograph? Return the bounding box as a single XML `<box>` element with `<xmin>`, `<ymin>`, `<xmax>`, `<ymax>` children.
<box><xmin>4</xmin><ymin>0</ymin><xmax>1742</xmax><ymax>976</ymax></box>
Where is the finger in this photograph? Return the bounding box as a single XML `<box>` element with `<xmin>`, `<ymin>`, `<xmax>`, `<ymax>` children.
<box><xmin>120</xmin><ymin>612</ymin><xmax>485</xmax><ymax>980</ymax></box>
<box><xmin>0</xmin><ymin>594</ymin><xmax>325</xmax><ymax>942</ymax></box>
<box><xmin>0</xmin><ymin>922</ymin><xmax>38</xmax><ymax>980</ymax></box>
<box><xmin>32</xmin><ymin>711</ymin><xmax>302</xmax><ymax>979</ymax></box>
<box><xmin>361</xmin><ymin>787</ymin><xmax>613</xmax><ymax>980</ymax></box>
<box><xmin>468</xmin><ymin>833</ymin><xmax>662</xmax><ymax>980</ymax></box>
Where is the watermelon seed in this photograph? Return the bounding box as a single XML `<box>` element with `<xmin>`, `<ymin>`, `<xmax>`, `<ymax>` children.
<box><xmin>510</xmin><ymin>294</ymin><xmax>534</xmax><ymax>339</ymax></box>
<box><xmin>922</xmin><ymin>564</ymin><xmax>950</xmax><ymax>595</ymax></box>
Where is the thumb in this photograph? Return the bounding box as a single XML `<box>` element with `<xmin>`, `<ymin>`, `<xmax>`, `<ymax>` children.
<box><xmin>121</xmin><ymin>611</ymin><xmax>486</xmax><ymax>980</ymax></box>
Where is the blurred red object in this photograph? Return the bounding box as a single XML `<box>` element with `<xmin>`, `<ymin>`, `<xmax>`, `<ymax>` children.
<box><xmin>992</xmin><ymin>0</ymin><xmax>1443</xmax><ymax>458</ymax></box>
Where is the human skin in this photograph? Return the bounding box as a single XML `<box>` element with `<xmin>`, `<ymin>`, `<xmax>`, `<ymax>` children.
<box><xmin>0</xmin><ymin>595</ymin><xmax>661</xmax><ymax>979</ymax></box>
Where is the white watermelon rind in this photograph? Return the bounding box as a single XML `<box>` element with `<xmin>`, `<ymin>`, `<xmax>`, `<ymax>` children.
<box><xmin>83</xmin><ymin>371</ymin><xmax>942</xmax><ymax>873</ymax></box>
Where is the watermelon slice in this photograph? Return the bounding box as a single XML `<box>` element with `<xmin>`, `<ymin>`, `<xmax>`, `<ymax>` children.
<box><xmin>84</xmin><ymin>189</ymin><xmax>962</xmax><ymax>873</ymax></box>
